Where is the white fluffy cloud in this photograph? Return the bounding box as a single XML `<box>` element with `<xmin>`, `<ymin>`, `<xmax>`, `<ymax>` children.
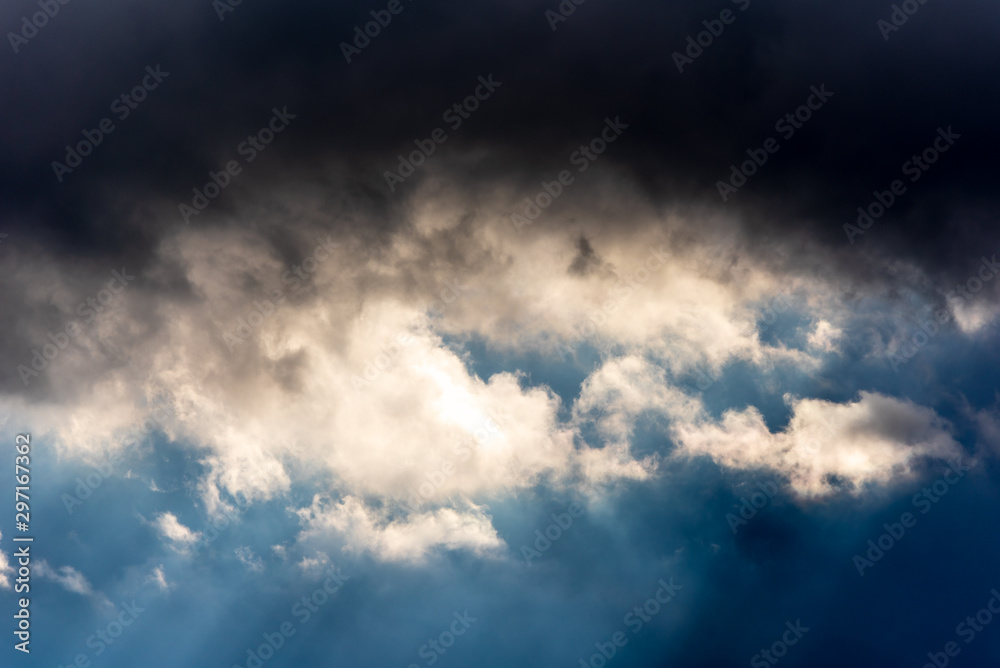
<box><xmin>576</xmin><ymin>355</ymin><xmax>963</xmax><ymax>496</ymax></box>
<box><xmin>674</xmin><ymin>391</ymin><xmax>962</xmax><ymax>497</ymax></box>
<box><xmin>153</xmin><ymin>512</ymin><xmax>201</xmax><ymax>549</ymax></box>
<box><xmin>296</xmin><ymin>495</ymin><xmax>505</xmax><ymax>563</ymax></box>
<box><xmin>0</xmin><ymin>183</ymin><xmax>980</xmax><ymax>562</ymax></box>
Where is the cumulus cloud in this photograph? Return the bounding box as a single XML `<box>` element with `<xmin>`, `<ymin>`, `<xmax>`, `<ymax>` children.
<box><xmin>153</xmin><ymin>512</ymin><xmax>201</xmax><ymax>550</ymax></box>
<box><xmin>675</xmin><ymin>391</ymin><xmax>962</xmax><ymax>496</ymax></box>
<box><xmin>577</xmin><ymin>355</ymin><xmax>963</xmax><ymax>497</ymax></box>
<box><xmin>807</xmin><ymin>320</ymin><xmax>843</xmax><ymax>352</ymax></box>
<box><xmin>296</xmin><ymin>495</ymin><xmax>505</xmax><ymax>564</ymax></box>
<box><xmin>0</xmin><ymin>183</ymin><xmax>987</xmax><ymax>562</ymax></box>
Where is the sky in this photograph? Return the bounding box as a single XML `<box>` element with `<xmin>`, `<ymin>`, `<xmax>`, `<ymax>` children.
<box><xmin>2</xmin><ymin>0</ymin><xmax>1000</xmax><ymax>666</ymax></box>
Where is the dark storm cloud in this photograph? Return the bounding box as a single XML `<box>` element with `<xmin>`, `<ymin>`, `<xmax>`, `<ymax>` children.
<box><xmin>1</xmin><ymin>0</ymin><xmax>998</xmax><ymax>279</ymax></box>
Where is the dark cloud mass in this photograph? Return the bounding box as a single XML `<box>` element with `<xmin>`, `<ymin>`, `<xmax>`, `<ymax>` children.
<box><xmin>2</xmin><ymin>1</ymin><xmax>1000</xmax><ymax>667</ymax></box>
